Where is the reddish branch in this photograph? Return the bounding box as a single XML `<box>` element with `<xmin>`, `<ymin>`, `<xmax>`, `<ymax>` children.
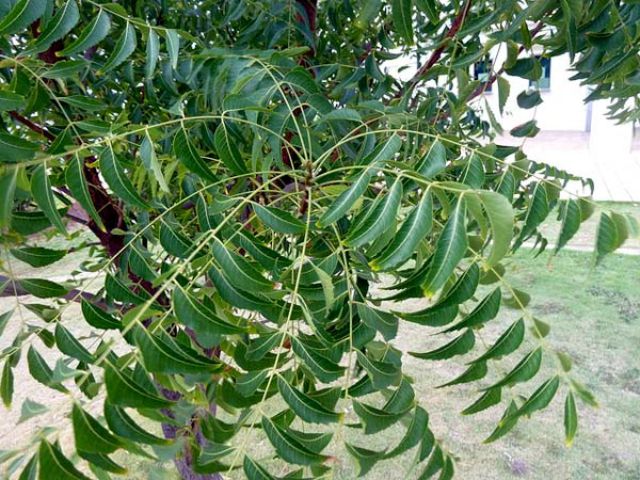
<box><xmin>399</xmin><ymin>0</ymin><xmax>473</xmax><ymax>98</ymax></box>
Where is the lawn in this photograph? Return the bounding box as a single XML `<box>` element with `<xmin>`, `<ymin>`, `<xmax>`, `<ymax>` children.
<box><xmin>1</xmin><ymin>213</ymin><xmax>639</xmax><ymax>479</ymax></box>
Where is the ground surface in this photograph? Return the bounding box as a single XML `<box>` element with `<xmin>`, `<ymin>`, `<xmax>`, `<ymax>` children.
<box><xmin>1</xmin><ymin>205</ymin><xmax>639</xmax><ymax>479</ymax></box>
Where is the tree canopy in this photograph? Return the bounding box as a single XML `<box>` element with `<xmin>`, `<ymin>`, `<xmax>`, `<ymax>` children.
<box><xmin>0</xmin><ymin>0</ymin><xmax>639</xmax><ymax>478</ymax></box>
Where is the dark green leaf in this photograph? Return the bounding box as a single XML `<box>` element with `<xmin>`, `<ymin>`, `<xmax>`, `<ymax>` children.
<box><xmin>277</xmin><ymin>377</ymin><xmax>342</xmax><ymax>424</ymax></box>
<box><xmin>173</xmin><ymin>128</ymin><xmax>217</xmax><ymax>182</ymax></box>
<box><xmin>38</xmin><ymin>440</ymin><xmax>91</xmax><ymax>480</ymax></box>
<box><xmin>102</xmin><ymin>22</ymin><xmax>136</xmax><ymax>72</ymax></box>
<box><xmin>60</xmin><ymin>9</ymin><xmax>110</xmax><ymax>56</ymax></box>
<box><xmin>100</xmin><ymin>147</ymin><xmax>149</xmax><ymax>210</ymax></box>
<box><xmin>72</xmin><ymin>403</ymin><xmax>123</xmax><ymax>454</ymax></box>
<box><xmin>10</xmin><ymin>246</ymin><xmax>67</xmax><ymax>267</ymax></box>
<box><xmin>409</xmin><ymin>329</ymin><xmax>475</xmax><ymax>360</ymax></box>
<box><xmin>488</xmin><ymin>348</ymin><xmax>542</xmax><ymax>389</ymax></box>
<box><xmin>31</xmin><ymin>165</ymin><xmax>66</xmax><ymax>235</ymax></box>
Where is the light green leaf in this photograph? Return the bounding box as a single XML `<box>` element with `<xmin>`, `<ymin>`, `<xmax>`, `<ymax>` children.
<box><xmin>317</xmin><ymin>165</ymin><xmax>378</xmax><ymax>228</ymax></box>
<box><xmin>140</xmin><ymin>132</ymin><xmax>168</xmax><ymax>192</ymax></box>
<box><xmin>0</xmin><ymin>0</ymin><xmax>46</xmax><ymax>35</ymax></box>
<box><xmin>10</xmin><ymin>246</ymin><xmax>66</xmax><ymax>267</ymax></box>
<box><xmin>0</xmin><ymin>133</ymin><xmax>39</xmax><ymax>163</ymax></box>
<box><xmin>72</xmin><ymin>403</ymin><xmax>123</xmax><ymax>454</ymax></box>
<box><xmin>102</xmin><ymin>22</ymin><xmax>136</xmax><ymax>72</ymax></box>
<box><xmin>488</xmin><ymin>348</ymin><xmax>542</xmax><ymax>389</ymax></box>
<box><xmin>254</xmin><ymin>204</ymin><xmax>306</xmax><ymax>235</ymax></box>
<box><xmin>173</xmin><ymin>288</ymin><xmax>245</xmax><ymax>346</ymax></box>
<box><xmin>0</xmin><ymin>310</ymin><xmax>12</xmax><ymax>339</ymax></box>
<box><xmin>564</xmin><ymin>391</ymin><xmax>578</xmax><ymax>447</ymax></box>
<box><xmin>441</xmin><ymin>288</ymin><xmax>501</xmax><ymax>333</ymax></box>
<box><xmin>477</xmin><ymin>191</ymin><xmax>514</xmax><ymax>268</ymax></box>
<box><xmin>212</xmin><ymin>239</ymin><xmax>273</xmax><ymax>293</ymax></box>
<box><xmin>409</xmin><ymin>329</ymin><xmax>475</xmax><ymax>360</ymax></box>
<box><xmin>100</xmin><ymin>146</ymin><xmax>149</xmax><ymax>210</ymax></box>
<box><xmin>60</xmin><ymin>9</ymin><xmax>110</xmax><ymax>56</ymax></box>
<box><xmin>356</xmin><ymin>304</ymin><xmax>398</xmax><ymax>341</ymax></box>
<box><xmin>146</xmin><ymin>29</ymin><xmax>160</xmax><ymax>78</ymax></box>
<box><xmin>104</xmin><ymin>363</ymin><xmax>174</xmax><ymax>408</ymax></box>
<box><xmin>65</xmin><ymin>154</ymin><xmax>105</xmax><ymax>230</ymax></box>
<box><xmin>391</xmin><ymin>0</ymin><xmax>414</xmax><ymax>44</ymax></box>
<box><xmin>471</xmin><ymin>318</ymin><xmax>525</xmax><ymax>363</ymax></box>
<box><xmin>164</xmin><ymin>29</ymin><xmax>180</xmax><ymax>69</ymax></box>
<box><xmin>54</xmin><ymin>323</ymin><xmax>94</xmax><ymax>364</ymax></box>
<box><xmin>19</xmin><ymin>278</ymin><xmax>69</xmax><ymax>298</ymax></box>
<box><xmin>18</xmin><ymin>398</ymin><xmax>48</xmax><ymax>424</ymax></box>
<box><xmin>0</xmin><ymin>168</ymin><xmax>18</xmax><ymax>228</ymax></box>
<box><xmin>371</xmin><ymin>190</ymin><xmax>433</xmax><ymax>270</ymax></box>
<box><xmin>38</xmin><ymin>440</ymin><xmax>91</xmax><ymax>480</ymax></box>
<box><xmin>347</xmin><ymin>180</ymin><xmax>402</xmax><ymax>248</ymax></box>
<box><xmin>422</xmin><ymin>198</ymin><xmax>467</xmax><ymax>295</ymax></box>
<box><xmin>277</xmin><ymin>377</ymin><xmax>343</xmax><ymax>424</ymax></box>
<box><xmin>31</xmin><ymin>164</ymin><xmax>66</xmax><ymax>235</ymax></box>
<box><xmin>104</xmin><ymin>403</ymin><xmax>170</xmax><ymax>445</ymax></box>
<box><xmin>173</xmin><ymin>128</ymin><xmax>217</xmax><ymax>182</ymax></box>
<box><xmin>0</xmin><ymin>91</ymin><xmax>26</xmax><ymax>110</ymax></box>
<box><xmin>214</xmin><ymin>122</ymin><xmax>247</xmax><ymax>175</ymax></box>
<box><xmin>261</xmin><ymin>417</ymin><xmax>327</xmax><ymax>466</ymax></box>
<box><xmin>30</xmin><ymin>0</ymin><xmax>79</xmax><ymax>53</ymax></box>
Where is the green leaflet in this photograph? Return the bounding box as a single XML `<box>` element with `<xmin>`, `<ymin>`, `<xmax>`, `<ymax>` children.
<box><xmin>277</xmin><ymin>377</ymin><xmax>342</xmax><ymax>424</ymax></box>
<box><xmin>291</xmin><ymin>337</ymin><xmax>344</xmax><ymax>383</ymax></box>
<box><xmin>0</xmin><ymin>132</ymin><xmax>39</xmax><ymax>163</ymax></box>
<box><xmin>440</xmin><ymin>288</ymin><xmax>501</xmax><ymax>333</ymax></box>
<box><xmin>159</xmin><ymin>219</ymin><xmax>194</xmax><ymax>258</ymax></box>
<box><xmin>100</xmin><ymin>147</ymin><xmax>149</xmax><ymax>210</ymax></box>
<box><xmin>471</xmin><ymin>318</ymin><xmax>525</xmax><ymax>363</ymax></box>
<box><xmin>173</xmin><ymin>128</ymin><xmax>217</xmax><ymax>182</ymax></box>
<box><xmin>0</xmin><ymin>90</ymin><xmax>26</xmax><ymax>110</ymax></box>
<box><xmin>385</xmin><ymin>405</ymin><xmax>429</xmax><ymax>458</ymax></box>
<box><xmin>396</xmin><ymin>304</ymin><xmax>458</xmax><ymax>327</ymax></box>
<box><xmin>253</xmin><ymin>204</ymin><xmax>306</xmax><ymax>235</ymax></box>
<box><xmin>409</xmin><ymin>329</ymin><xmax>475</xmax><ymax>360</ymax></box>
<box><xmin>433</xmin><ymin>263</ymin><xmax>479</xmax><ymax>309</ymax></box>
<box><xmin>104</xmin><ymin>403</ymin><xmax>170</xmax><ymax>445</ymax></box>
<box><xmin>105</xmin><ymin>274</ymin><xmax>151</xmax><ymax>304</ymax></box>
<box><xmin>214</xmin><ymin>122</ymin><xmax>247</xmax><ymax>174</ymax></box>
<box><xmin>555</xmin><ymin>199</ymin><xmax>581</xmax><ymax>252</ymax></box>
<box><xmin>355</xmin><ymin>350</ymin><xmax>401</xmax><ymax>389</ymax></box>
<box><xmin>10</xmin><ymin>246</ymin><xmax>66</xmax><ymax>267</ymax></box>
<box><xmin>29</xmin><ymin>0</ymin><xmax>79</xmax><ymax>53</ymax></box>
<box><xmin>353</xmin><ymin>400</ymin><xmax>410</xmax><ymax>434</ymax></box>
<box><xmin>72</xmin><ymin>403</ymin><xmax>123</xmax><ymax>454</ymax></box>
<box><xmin>437</xmin><ymin>361</ymin><xmax>487</xmax><ymax>388</ymax></box>
<box><xmin>595</xmin><ymin>212</ymin><xmax>628</xmax><ymax>264</ymax></box>
<box><xmin>102</xmin><ymin>22</ymin><xmax>137</xmax><ymax>72</ymax></box>
<box><xmin>416</xmin><ymin>139</ymin><xmax>446</xmax><ymax>179</ymax></box>
<box><xmin>27</xmin><ymin>347</ymin><xmax>66</xmax><ymax>392</ymax></box>
<box><xmin>370</xmin><ymin>190</ymin><xmax>433</xmax><ymax>270</ymax></box>
<box><xmin>19</xmin><ymin>278</ymin><xmax>69</xmax><ymax>298</ymax></box>
<box><xmin>462</xmin><ymin>154</ymin><xmax>485</xmax><ymax>189</ymax></box>
<box><xmin>60</xmin><ymin>9</ymin><xmax>111</xmax><ymax>56</ymax></box>
<box><xmin>133</xmin><ymin>327</ymin><xmax>221</xmax><ymax>374</ymax></box>
<box><xmin>54</xmin><ymin>324</ymin><xmax>94</xmax><ymax>364</ymax></box>
<box><xmin>391</xmin><ymin>0</ymin><xmax>414</xmax><ymax>44</ymax></box>
<box><xmin>31</xmin><ymin>164</ymin><xmax>66</xmax><ymax>235</ymax></box>
<box><xmin>38</xmin><ymin>440</ymin><xmax>91</xmax><ymax>480</ymax></box>
<box><xmin>497</xmin><ymin>76</ymin><xmax>510</xmax><ymax>114</ymax></box>
<box><xmin>0</xmin><ymin>309</ymin><xmax>12</xmax><ymax>339</ymax></box>
<box><xmin>146</xmin><ymin>29</ymin><xmax>160</xmax><ymax>78</ymax></box>
<box><xmin>488</xmin><ymin>348</ymin><xmax>542</xmax><ymax>389</ymax></box>
<box><xmin>212</xmin><ymin>239</ymin><xmax>273</xmax><ymax>293</ymax></box>
<box><xmin>347</xmin><ymin>180</ymin><xmax>402</xmax><ymax>247</ymax></box>
<box><xmin>104</xmin><ymin>363</ymin><xmax>174</xmax><ymax>408</ymax></box>
<box><xmin>484</xmin><ymin>401</ymin><xmax>519</xmax><ymax>443</ymax></box>
<box><xmin>356</xmin><ymin>303</ymin><xmax>398</xmax><ymax>341</ymax></box>
<box><xmin>513</xmin><ymin>376</ymin><xmax>560</xmax><ymax>419</ymax></box>
<box><xmin>18</xmin><ymin>398</ymin><xmax>48</xmax><ymax>424</ymax></box>
<box><xmin>173</xmin><ymin>289</ymin><xmax>245</xmax><ymax>346</ymax></box>
<box><xmin>140</xmin><ymin>132</ymin><xmax>168</xmax><ymax>192</ymax></box>
<box><xmin>564</xmin><ymin>391</ymin><xmax>578</xmax><ymax>447</ymax></box>
<box><xmin>0</xmin><ymin>0</ymin><xmax>46</xmax><ymax>35</ymax></box>
<box><xmin>346</xmin><ymin>443</ymin><xmax>386</xmax><ymax>476</ymax></box>
<box><xmin>0</xmin><ymin>168</ymin><xmax>18</xmax><ymax>228</ymax></box>
<box><xmin>422</xmin><ymin>199</ymin><xmax>468</xmax><ymax>296</ymax></box>
<box><xmin>261</xmin><ymin>417</ymin><xmax>327</xmax><ymax>466</ymax></box>
<box><xmin>81</xmin><ymin>300</ymin><xmax>121</xmax><ymax>330</ymax></box>
<box><xmin>164</xmin><ymin>29</ymin><xmax>180</xmax><ymax>69</ymax></box>
<box><xmin>477</xmin><ymin>191</ymin><xmax>514</xmax><ymax>268</ymax></box>
<box><xmin>64</xmin><ymin>155</ymin><xmax>105</xmax><ymax>230</ymax></box>
<box><xmin>1</xmin><ymin>361</ymin><xmax>13</xmax><ymax>407</ymax></box>
<box><xmin>361</xmin><ymin>134</ymin><xmax>403</xmax><ymax>165</ymax></box>
<box><xmin>514</xmin><ymin>183</ymin><xmax>548</xmax><ymax>249</ymax></box>
<box><xmin>77</xmin><ymin>451</ymin><xmax>126</xmax><ymax>474</ymax></box>
<box><xmin>236</xmin><ymin>370</ymin><xmax>268</xmax><ymax>396</ymax></box>
<box><xmin>243</xmin><ymin>456</ymin><xmax>276</xmax><ymax>480</ymax></box>
<box><xmin>317</xmin><ymin>165</ymin><xmax>378</xmax><ymax>228</ymax></box>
